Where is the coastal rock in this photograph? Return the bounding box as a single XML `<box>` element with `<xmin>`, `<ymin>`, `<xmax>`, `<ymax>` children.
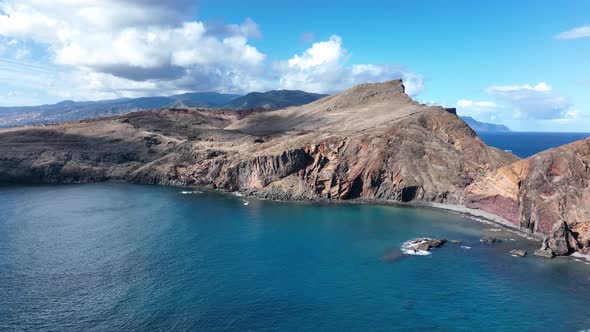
<box><xmin>480</xmin><ymin>236</ymin><xmax>499</xmax><ymax>244</ymax></box>
<box><xmin>534</xmin><ymin>238</ymin><xmax>555</xmax><ymax>259</ymax></box>
<box><xmin>401</xmin><ymin>238</ymin><xmax>447</xmax><ymax>255</ymax></box>
<box><xmin>509</xmin><ymin>249</ymin><xmax>527</xmax><ymax>257</ymax></box>
<box><xmin>466</xmin><ymin>137</ymin><xmax>590</xmax><ymax>256</ymax></box>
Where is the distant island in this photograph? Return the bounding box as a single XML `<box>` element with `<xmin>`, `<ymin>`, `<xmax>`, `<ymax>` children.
<box><xmin>461</xmin><ymin>116</ymin><xmax>511</xmax><ymax>133</ymax></box>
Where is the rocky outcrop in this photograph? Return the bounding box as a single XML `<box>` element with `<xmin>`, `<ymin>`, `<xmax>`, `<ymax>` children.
<box><xmin>480</xmin><ymin>236</ymin><xmax>499</xmax><ymax>244</ymax></box>
<box><xmin>510</xmin><ymin>249</ymin><xmax>527</xmax><ymax>257</ymax></box>
<box><xmin>401</xmin><ymin>238</ymin><xmax>447</xmax><ymax>255</ymax></box>
<box><xmin>0</xmin><ymin>80</ymin><xmax>517</xmax><ymax>206</ymax></box>
<box><xmin>466</xmin><ymin>137</ymin><xmax>590</xmax><ymax>256</ymax></box>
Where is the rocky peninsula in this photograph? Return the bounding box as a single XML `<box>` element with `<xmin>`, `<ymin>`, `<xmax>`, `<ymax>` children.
<box><xmin>0</xmin><ymin>79</ymin><xmax>588</xmax><ymax>258</ymax></box>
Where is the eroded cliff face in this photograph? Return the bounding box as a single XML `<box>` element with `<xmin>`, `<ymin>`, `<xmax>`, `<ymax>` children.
<box><xmin>466</xmin><ymin>138</ymin><xmax>590</xmax><ymax>256</ymax></box>
<box><xmin>0</xmin><ymin>80</ymin><xmax>522</xmax><ymax>235</ymax></box>
<box><xmin>1</xmin><ymin>80</ymin><xmax>517</xmax><ymax>204</ymax></box>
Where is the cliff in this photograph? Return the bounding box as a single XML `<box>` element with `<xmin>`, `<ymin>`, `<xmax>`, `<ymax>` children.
<box><xmin>466</xmin><ymin>138</ymin><xmax>590</xmax><ymax>256</ymax></box>
<box><xmin>0</xmin><ymin>80</ymin><xmax>517</xmax><ymax>207</ymax></box>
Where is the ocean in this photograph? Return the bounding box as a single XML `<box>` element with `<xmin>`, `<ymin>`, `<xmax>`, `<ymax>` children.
<box><xmin>479</xmin><ymin>132</ymin><xmax>590</xmax><ymax>158</ymax></box>
<box><xmin>1</xmin><ymin>183</ymin><xmax>590</xmax><ymax>331</ymax></box>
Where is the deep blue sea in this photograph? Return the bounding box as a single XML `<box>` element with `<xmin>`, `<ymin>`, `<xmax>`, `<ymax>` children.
<box><xmin>479</xmin><ymin>132</ymin><xmax>590</xmax><ymax>158</ymax></box>
<box><xmin>1</xmin><ymin>184</ymin><xmax>590</xmax><ymax>331</ymax></box>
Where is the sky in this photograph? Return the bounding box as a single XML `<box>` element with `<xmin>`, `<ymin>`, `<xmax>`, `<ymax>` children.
<box><xmin>0</xmin><ymin>0</ymin><xmax>588</xmax><ymax>132</ymax></box>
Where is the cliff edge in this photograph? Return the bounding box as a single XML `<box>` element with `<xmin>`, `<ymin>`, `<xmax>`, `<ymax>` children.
<box><xmin>0</xmin><ymin>80</ymin><xmax>517</xmax><ymax>206</ymax></box>
<box><xmin>466</xmin><ymin>137</ymin><xmax>590</xmax><ymax>256</ymax></box>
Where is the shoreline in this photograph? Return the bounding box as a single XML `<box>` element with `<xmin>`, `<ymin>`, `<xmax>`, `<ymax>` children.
<box><xmin>418</xmin><ymin>202</ymin><xmax>544</xmax><ymax>242</ymax></box>
<box><xmin>0</xmin><ymin>181</ymin><xmax>551</xmax><ymax>253</ymax></box>
<box><xmin>6</xmin><ymin>180</ymin><xmax>543</xmax><ymax>244</ymax></box>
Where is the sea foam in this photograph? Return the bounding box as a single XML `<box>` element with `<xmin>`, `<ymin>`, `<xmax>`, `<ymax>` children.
<box><xmin>400</xmin><ymin>240</ymin><xmax>432</xmax><ymax>256</ymax></box>
<box><xmin>180</xmin><ymin>190</ymin><xmax>203</xmax><ymax>195</ymax></box>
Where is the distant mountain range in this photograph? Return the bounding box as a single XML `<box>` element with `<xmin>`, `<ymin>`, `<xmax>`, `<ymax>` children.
<box><xmin>461</xmin><ymin>116</ymin><xmax>510</xmax><ymax>133</ymax></box>
<box><xmin>0</xmin><ymin>90</ymin><xmax>326</xmax><ymax>127</ymax></box>
<box><xmin>226</xmin><ymin>90</ymin><xmax>327</xmax><ymax>110</ymax></box>
<box><xmin>0</xmin><ymin>89</ymin><xmax>508</xmax><ymax>133</ymax></box>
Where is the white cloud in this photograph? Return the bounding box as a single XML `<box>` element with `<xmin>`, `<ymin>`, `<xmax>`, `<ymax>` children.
<box><xmin>456</xmin><ymin>82</ymin><xmax>579</xmax><ymax>126</ymax></box>
<box><xmin>456</xmin><ymin>99</ymin><xmax>504</xmax><ymax>123</ymax></box>
<box><xmin>278</xmin><ymin>35</ymin><xmax>423</xmax><ymax>95</ymax></box>
<box><xmin>0</xmin><ymin>0</ymin><xmax>267</xmax><ymax>92</ymax></box>
<box><xmin>457</xmin><ymin>100</ymin><xmax>498</xmax><ymax>108</ymax></box>
<box><xmin>484</xmin><ymin>82</ymin><xmax>572</xmax><ymax>121</ymax></box>
<box><xmin>486</xmin><ymin>82</ymin><xmax>552</xmax><ymax>93</ymax></box>
<box><xmin>556</xmin><ymin>25</ymin><xmax>590</xmax><ymax>40</ymax></box>
<box><xmin>0</xmin><ymin>1</ymin><xmax>424</xmax><ymax>102</ymax></box>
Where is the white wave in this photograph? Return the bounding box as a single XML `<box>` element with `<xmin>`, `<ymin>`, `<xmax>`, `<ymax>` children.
<box><xmin>488</xmin><ymin>228</ymin><xmax>502</xmax><ymax>232</ymax></box>
<box><xmin>461</xmin><ymin>246</ymin><xmax>471</xmax><ymax>250</ymax></box>
<box><xmin>243</xmin><ymin>201</ymin><xmax>249</xmax><ymax>206</ymax></box>
<box><xmin>232</xmin><ymin>192</ymin><xmax>244</xmax><ymax>197</ymax></box>
<box><xmin>180</xmin><ymin>190</ymin><xmax>202</xmax><ymax>195</ymax></box>
<box><xmin>400</xmin><ymin>240</ymin><xmax>432</xmax><ymax>256</ymax></box>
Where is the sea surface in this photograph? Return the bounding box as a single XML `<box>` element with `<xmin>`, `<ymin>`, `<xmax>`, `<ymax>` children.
<box><xmin>479</xmin><ymin>132</ymin><xmax>590</xmax><ymax>158</ymax></box>
<box><xmin>1</xmin><ymin>184</ymin><xmax>590</xmax><ymax>331</ymax></box>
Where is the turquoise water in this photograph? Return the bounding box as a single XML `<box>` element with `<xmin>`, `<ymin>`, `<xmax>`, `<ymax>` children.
<box><xmin>1</xmin><ymin>184</ymin><xmax>590</xmax><ymax>331</ymax></box>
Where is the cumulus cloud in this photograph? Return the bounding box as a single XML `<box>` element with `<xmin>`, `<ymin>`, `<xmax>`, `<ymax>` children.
<box><xmin>278</xmin><ymin>35</ymin><xmax>423</xmax><ymax>95</ymax></box>
<box><xmin>456</xmin><ymin>82</ymin><xmax>578</xmax><ymax>125</ymax></box>
<box><xmin>485</xmin><ymin>82</ymin><xmax>573</xmax><ymax>120</ymax></box>
<box><xmin>456</xmin><ymin>99</ymin><xmax>504</xmax><ymax>122</ymax></box>
<box><xmin>0</xmin><ymin>1</ymin><xmax>423</xmax><ymax>101</ymax></box>
<box><xmin>0</xmin><ymin>0</ymin><xmax>268</xmax><ymax>96</ymax></box>
<box><xmin>457</xmin><ymin>100</ymin><xmax>498</xmax><ymax>108</ymax></box>
<box><xmin>556</xmin><ymin>25</ymin><xmax>590</xmax><ymax>40</ymax></box>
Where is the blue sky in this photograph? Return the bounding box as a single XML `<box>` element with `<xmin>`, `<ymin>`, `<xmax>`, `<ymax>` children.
<box><xmin>0</xmin><ymin>0</ymin><xmax>588</xmax><ymax>131</ymax></box>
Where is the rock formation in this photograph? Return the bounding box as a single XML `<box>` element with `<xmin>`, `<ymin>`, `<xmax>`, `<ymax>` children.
<box><xmin>400</xmin><ymin>238</ymin><xmax>447</xmax><ymax>255</ymax></box>
<box><xmin>466</xmin><ymin>138</ymin><xmax>590</xmax><ymax>256</ymax></box>
<box><xmin>0</xmin><ymin>80</ymin><xmax>516</xmax><ymax>205</ymax></box>
<box><xmin>510</xmin><ymin>249</ymin><xmax>527</xmax><ymax>257</ymax></box>
<box><xmin>480</xmin><ymin>236</ymin><xmax>499</xmax><ymax>244</ymax></box>
<box><xmin>3</xmin><ymin>79</ymin><xmax>589</xmax><ymax>258</ymax></box>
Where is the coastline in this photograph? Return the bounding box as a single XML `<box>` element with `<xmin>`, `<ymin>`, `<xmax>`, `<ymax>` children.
<box><xmin>175</xmin><ymin>184</ymin><xmax>546</xmax><ymax>245</ymax></box>
<box><xmin>6</xmin><ymin>181</ymin><xmax>590</xmax><ymax>263</ymax></box>
<box><xmin>419</xmin><ymin>202</ymin><xmax>544</xmax><ymax>242</ymax></box>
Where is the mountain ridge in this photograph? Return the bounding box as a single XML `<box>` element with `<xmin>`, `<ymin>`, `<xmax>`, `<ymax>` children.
<box><xmin>0</xmin><ymin>90</ymin><xmax>325</xmax><ymax>127</ymax></box>
<box><xmin>1</xmin><ymin>89</ymin><xmax>510</xmax><ymax>136</ymax></box>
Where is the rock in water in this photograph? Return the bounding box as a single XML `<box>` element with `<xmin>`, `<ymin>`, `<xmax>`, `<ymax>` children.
<box><xmin>401</xmin><ymin>238</ymin><xmax>447</xmax><ymax>255</ymax></box>
<box><xmin>450</xmin><ymin>240</ymin><xmax>463</xmax><ymax>244</ymax></box>
<box><xmin>534</xmin><ymin>238</ymin><xmax>555</xmax><ymax>259</ymax></box>
<box><xmin>509</xmin><ymin>249</ymin><xmax>527</xmax><ymax>257</ymax></box>
<box><xmin>480</xmin><ymin>236</ymin><xmax>499</xmax><ymax>244</ymax></box>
